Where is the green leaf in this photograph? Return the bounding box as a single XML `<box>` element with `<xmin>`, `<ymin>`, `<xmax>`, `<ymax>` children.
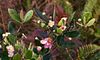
<box><xmin>57</xmin><ymin>35</ymin><xmax>77</xmax><ymax>48</ymax></box>
<box><xmin>24</xmin><ymin>10</ymin><xmax>33</xmax><ymax>23</ymax></box>
<box><xmin>1</xmin><ymin>51</ymin><xmax>9</xmax><ymax>60</ymax></box>
<box><xmin>8</xmin><ymin>8</ymin><xmax>21</xmax><ymax>23</ymax></box>
<box><xmin>7</xmin><ymin>34</ymin><xmax>17</xmax><ymax>44</ymax></box>
<box><xmin>82</xmin><ymin>12</ymin><xmax>92</xmax><ymax>21</ymax></box>
<box><xmin>88</xmin><ymin>51</ymin><xmax>100</xmax><ymax>60</ymax></box>
<box><xmin>25</xmin><ymin>50</ymin><xmax>32</xmax><ymax>59</ymax></box>
<box><xmin>13</xmin><ymin>53</ymin><xmax>21</xmax><ymax>60</ymax></box>
<box><xmin>15</xmin><ymin>43</ymin><xmax>22</xmax><ymax>50</ymax></box>
<box><xmin>0</xmin><ymin>28</ymin><xmax>3</xmax><ymax>35</ymax></box>
<box><xmin>32</xmin><ymin>53</ymin><xmax>38</xmax><ymax>60</ymax></box>
<box><xmin>69</xmin><ymin>12</ymin><xmax>75</xmax><ymax>21</ymax></box>
<box><xmin>43</xmin><ymin>53</ymin><xmax>51</xmax><ymax>60</ymax></box>
<box><xmin>64</xmin><ymin>31</ymin><xmax>80</xmax><ymax>38</ymax></box>
<box><xmin>78</xmin><ymin>44</ymin><xmax>100</xmax><ymax>60</ymax></box>
<box><xmin>61</xmin><ymin>0</ymin><xmax>73</xmax><ymax>15</ymax></box>
<box><xmin>85</xmin><ymin>18</ymin><xmax>95</xmax><ymax>27</ymax></box>
<box><xmin>94</xmin><ymin>29</ymin><xmax>100</xmax><ymax>38</ymax></box>
<box><xmin>56</xmin><ymin>28</ymin><xmax>63</xmax><ymax>34</ymax></box>
<box><xmin>8</xmin><ymin>21</ymin><xmax>15</xmax><ymax>33</ymax></box>
<box><xmin>34</xmin><ymin>8</ymin><xmax>49</xmax><ymax>22</ymax></box>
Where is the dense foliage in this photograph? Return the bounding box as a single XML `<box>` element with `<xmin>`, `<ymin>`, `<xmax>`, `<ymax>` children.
<box><xmin>0</xmin><ymin>0</ymin><xmax>100</xmax><ymax>60</ymax></box>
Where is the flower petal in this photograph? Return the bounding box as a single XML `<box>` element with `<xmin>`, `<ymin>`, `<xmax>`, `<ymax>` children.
<box><xmin>40</xmin><ymin>39</ymin><xmax>48</xmax><ymax>44</ymax></box>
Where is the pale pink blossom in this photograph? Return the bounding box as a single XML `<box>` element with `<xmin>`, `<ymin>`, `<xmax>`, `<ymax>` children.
<box><xmin>37</xmin><ymin>46</ymin><xmax>42</xmax><ymax>52</ymax></box>
<box><xmin>48</xmin><ymin>20</ymin><xmax>54</xmax><ymax>27</ymax></box>
<box><xmin>6</xmin><ymin>45</ymin><xmax>14</xmax><ymax>57</ymax></box>
<box><xmin>40</xmin><ymin>37</ymin><xmax>52</xmax><ymax>49</ymax></box>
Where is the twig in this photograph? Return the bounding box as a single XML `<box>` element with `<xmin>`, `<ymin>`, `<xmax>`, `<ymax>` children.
<box><xmin>66</xmin><ymin>48</ymin><xmax>74</xmax><ymax>60</ymax></box>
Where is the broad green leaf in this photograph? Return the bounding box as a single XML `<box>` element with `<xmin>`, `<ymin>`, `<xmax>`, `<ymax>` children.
<box><xmin>8</xmin><ymin>8</ymin><xmax>21</xmax><ymax>23</ymax></box>
<box><xmin>57</xmin><ymin>35</ymin><xmax>77</xmax><ymax>48</ymax></box>
<box><xmin>1</xmin><ymin>51</ymin><xmax>9</xmax><ymax>60</ymax></box>
<box><xmin>24</xmin><ymin>10</ymin><xmax>33</xmax><ymax>23</ymax></box>
<box><xmin>25</xmin><ymin>50</ymin><xmax>32</xmax><ymax>59</ymax></box>
<box><xmin>13</xmin><ymin>53</ymin><xmax>21</xmax><ymax>60</ymax></box>
<box><xmin>82</xmin><ymin>12</ymin><xmax>92</xmax><ymax>21</ymax></box>
<box><xmin>85</xmin><ymin>18</ymin><xmax>95</xmax><ymax>27</ymax></box>
<box><xmin>64</xmin><ymin>31</ymin><xmax>80</xmax><ymax>38</ymax></box>
<box><xmin>7</xmin><ymin>34</ymin><xmax>17</xmax><ymax>44</ymax></box>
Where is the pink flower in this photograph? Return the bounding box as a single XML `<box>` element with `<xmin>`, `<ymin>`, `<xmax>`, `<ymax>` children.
<box><xmin>40</xmin><ymin>37</ymin><xmax>52</xmax><ymax>49</ymax></box>
<box><xmin>37</xmin><ymin>46</ymin><xmax>42</xmax><ymax>52</ymax></box>
<box><xmin>6</xmin><ymin>45</ymin><xmax>14</xmax><ymax>57</ymax></box>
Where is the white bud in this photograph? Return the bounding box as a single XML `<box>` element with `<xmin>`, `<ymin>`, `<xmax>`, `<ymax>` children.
<box><xmin>0</xmin><ymin>45</ymin><xmax>2</xmax><ymax>48</ymax></box>
<box><xmin>2</xmin><ymin>32</ymin><xmax>10</xmax><ymax>37</ymax></box>
<box><xmin>35</xmin><ymin>37</ymin><xmax>38</xmax><ymax>40</ymax></box>
<box><xmin>68</xmin><ymin>37</ymin><xmax>72</xmax><ymax>40</ymax></box>
<box><xmin>37</xmin><ymin>20</ymin><xmax>40</xmax><ymax>23</ymax></box>
<box><xmin>78</xmin><ymin>18</ymin><xmax>82</xmax><ymax>22</ymax></box>
<box><xmin>42</xmin><ymin>12</ymin><xmax>46</xmax><ymax>15</ymax></box>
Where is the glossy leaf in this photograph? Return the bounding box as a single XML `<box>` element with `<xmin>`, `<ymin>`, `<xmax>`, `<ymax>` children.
<box><xmin>34</xmin><ymin>8</ymin><xmax>49</xmax><ymax>22</ymax></box>
<box><xmin>8</xmin><ymin>8</ymin><xmax>21</xmax><ymax>23</ymax></box>
<box><xmin>64</xmin><ymin>31</ymin><xmax>80</xmax><ymax>38</ymax></box>
<box><xmin>24</xmin><ymin>10</ymin><xmax>33</xmax><ymax>23</ymax></box>
<box><xmin>57</xmin><ymin>35</ymin><xmax>77</xmax><ymax>48</ymax></box>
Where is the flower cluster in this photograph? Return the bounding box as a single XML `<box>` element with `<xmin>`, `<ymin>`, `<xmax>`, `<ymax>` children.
<box><xmin>40</xmin><ymin>37</ymin><xmax>52</xmax><ymax>49</ymax></box>
<box><xmin>6</xmin><ymin>45</ymin><xmax>14</xmax><ymax>57</ymax></box>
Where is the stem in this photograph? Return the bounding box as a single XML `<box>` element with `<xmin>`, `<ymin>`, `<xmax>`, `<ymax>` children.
<box><xmin>66</xmin><ymin>48</ymin><xmax>74</xmax><ymax>60</ymax></box>
<box><xmin>17</xmin><ymin>25</ymin><xmax>22</xmax><ymax>33</ymax></box>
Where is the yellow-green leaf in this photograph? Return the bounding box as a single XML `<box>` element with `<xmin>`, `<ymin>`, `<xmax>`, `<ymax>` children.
<box><xmin>24</xmin><ymin>10</ymin><xmax>33</xmax><ymax>23</ymax></box>
<box><xmin>8</xmin><ymin>8</ymin><xmax>21</xmax><ymax>23</ymax></box>
<box><xmin>85</xmin><ymin>18</ymin><xmax>95</xmax><ymax>27</ymax></box>
<box><xmin>58</xmin><ymin>19</ymin><xmax>65</xmax><ymax>26</ymax></box>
